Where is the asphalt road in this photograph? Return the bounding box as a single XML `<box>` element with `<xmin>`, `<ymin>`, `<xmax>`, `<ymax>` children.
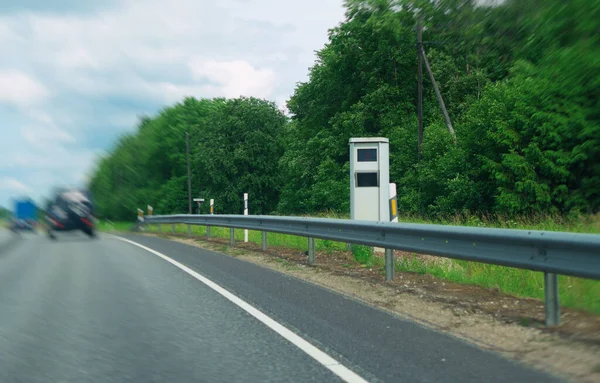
<box><xmin>0</xmin><ymin>227</ymin><xmax>20</xmax><ymax>253</ymax></box>
<box><xmin>0</xmin><ymin>227</ymin><xmax>14</xmax><ymax>244</ymax></box>
<box><xmin>0</xmin><ymin>232</ymin><xmax>563</xmax><ymax>383</ymax></box>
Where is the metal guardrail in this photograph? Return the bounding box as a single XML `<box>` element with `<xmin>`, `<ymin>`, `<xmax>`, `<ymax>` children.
<box><xmin>141</xmin><ymin>214</ymin><xmax>600</xmax><ymax>326</ymax></box>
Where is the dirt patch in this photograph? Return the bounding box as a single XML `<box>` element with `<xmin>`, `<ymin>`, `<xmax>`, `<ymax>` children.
<box><xmin>141</xmin><ymin>232</ymin><xmax>600</xmax><ymax>383</ymax></box>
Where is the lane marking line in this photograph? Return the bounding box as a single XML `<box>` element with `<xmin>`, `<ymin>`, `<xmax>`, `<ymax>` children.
<box><xmin>113</xmin><ymin>236</ymin><xmax>369</xmax><ymax>383</ymax></box>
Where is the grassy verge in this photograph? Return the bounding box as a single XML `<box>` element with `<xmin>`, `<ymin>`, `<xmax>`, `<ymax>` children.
<box><xmin>395</xmin><ymin>212</ymin><xmax>600</xmax><ymax>234</ymax></box>
<box><xmin>105</xmin><ymin>216</ymin><xmax>600</xmax><ymax>315</ymax></box>
<box><xmin>96</xmin><ymin>220</ymin><xmax>135</xmax><ymax>232</ymax></box>
<box><xmin>146</xmin><ymin>223</ymin><xmax>347</xmax><ymax>253</ymax></box>
<box><xmin>348</xmin><ymin>243</ymin><xmax>599</xmax><ymax>314</ymax></box>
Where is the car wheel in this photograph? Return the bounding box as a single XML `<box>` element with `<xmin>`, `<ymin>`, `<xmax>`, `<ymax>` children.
<box><xmin>82</xmin><ymin>227</ymin><xmax>95</xmax><ymax>238</ymax></box>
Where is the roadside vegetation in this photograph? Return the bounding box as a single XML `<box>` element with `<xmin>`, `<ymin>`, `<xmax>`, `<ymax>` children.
<box><xmin>89</xmin><ymin>0</ymin><xmax>599</xmax><ymax>222</ymax></box>
<box><xmin>92</xmin><ymin>0</ymin><xmax>598</xmax><ymax>315</ymax></box>
<box><xmin>96</xmin><ymin>220</ymin><xmax>135</xmax><ymax>232</ymax></box>
<box><xmin>101</xmin><ymin>214</ymin><xmax>600</xmax><ymax>315</ymax></box>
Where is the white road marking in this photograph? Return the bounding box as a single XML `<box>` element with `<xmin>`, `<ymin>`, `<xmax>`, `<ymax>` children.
<box><xmin>114</xmin><ymin>236</ymin><xmax>369</xmax><ymax>383</ymax></box>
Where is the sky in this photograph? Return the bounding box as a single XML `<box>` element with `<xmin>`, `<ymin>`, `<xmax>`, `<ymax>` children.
<box><xmin>0</xmin><ymin>0</ymin><xmax>346</xmax><ymax>210</ymax></box>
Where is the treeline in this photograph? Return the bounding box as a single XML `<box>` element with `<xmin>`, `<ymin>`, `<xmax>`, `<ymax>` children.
<box><xmin>89</xmin><ymin>97</ymin><xmax>286</xmax><ymax>220</ymax></box>
<box><xmin>89</xmin><ymin>0</ymin><xmax>599</xmax><ymax>221</ymax></box>
<box><xmin>0</xmin><ymin>207</ymin><xmax>11</xmax><ymax>219</ymax></box>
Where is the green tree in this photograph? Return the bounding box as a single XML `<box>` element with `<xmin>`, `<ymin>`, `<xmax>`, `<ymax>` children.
<box><xmin>196</xmin><ymin>97</ymin><xmax>286</xmax><ymax>215</ymax></box>
<box><xmin>90</xmin><ymin>0</ymin><xmax>600</xmax><ymax>220</ymax></box>
<box><xmin>89</xmin><ymin>97</ymin><xmax>286</xmax><ymax>219</ymax></box>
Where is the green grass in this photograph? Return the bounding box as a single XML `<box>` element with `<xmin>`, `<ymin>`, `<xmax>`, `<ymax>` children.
<box><xmin>394</xmin><ymin>254</ymin><xmax>600</xmax><ymax>314</ymax></box>
<box><xmin>97</xmin><ymin>220</ymin><xmax>135</xmax><ymax>232</ymax></box>
<box><xmin>145</xmin><ymin>222</ymin><xmax>348</xmax><ymax>253</ymax></box>
<box><xmin>109</xmin><ymin>215</ymin><xmax>600</xmax><ymax>315</ymax></box>
<box><xmin>351</xmin><ymin>245</ymin><xmax>373</xmax><ymax>265</ymax></box>
<box><xmin>349</xmin><ymin>245</ymin><xmax>385</xmax><ymax>272</ymax></box>
<box><xmin>395</xmin><ymin>212</ymin><xmax>600</xmax><ymax>234</ymax></box>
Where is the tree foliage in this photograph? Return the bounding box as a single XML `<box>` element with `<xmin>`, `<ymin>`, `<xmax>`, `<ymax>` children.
<box><xmin>89</xmin><ymin>97</ymin><xmax>286</xmax><ymax>220</ymax></box>
<box><xmin>0</xmin><ymin>206</ymin><xmax>11</xmax><ymax>219</ymax></box>
<box><xmin>279</xmin><ymin>0</ymin><xmax>599</xmax><ymax>217</ymax></box>
<box><xmin>89</xmin><ymin>0</ymin><xmax>599</xmax><ymax>220</ymax></box>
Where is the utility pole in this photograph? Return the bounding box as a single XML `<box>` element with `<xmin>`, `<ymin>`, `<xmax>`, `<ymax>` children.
<box><xmin>416</xmin><ymin>18</ymin><xmax>457</xmax><ymax>145</ymax></box>
<box><xmin>186</xmin><ymin>132</ymin><xmax>192</xmax><ymax>214</ymax></box>
<box><xmin>422</xmin><ymin>51</ymin><xmax>457</xmax><ymax>142</ymax></box>
<box><xmin>417</xmin><ymin>17</ymin><xmax>423</xmax><ymax>160</ymax></box>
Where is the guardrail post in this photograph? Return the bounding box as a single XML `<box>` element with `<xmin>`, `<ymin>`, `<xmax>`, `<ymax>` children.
<box><xmin>261</xmin><ymin>231</ymin><xmax>267</xmax><ymax>251</ymax></box>
<box><xmin>206</xmin><ymin>226</ymin><xmax>211</xmax><ymax>240</ymax></box>
<box><xmin>346</xmin><ymin>243</ymin><xmax>352</xmax><ymax>251</ymax></box>
<box><xmin>385</xmin><ymin>249</ymin><xmax>394</xmax><ymax>281</ymax></box>
<box><xmin>171</xmin><ymin>224</ymin><xmax>175</xmax><ymax>234</ymax></box>
<box><xmin>158</xmin><ymin>224</ymin><xmax>162</xmax><ymax>233</ymax></box>
<box><xmin>187</xmin><ymin>224</ymin><xmax>191</xmax><ymax>237</ymax></box>
<box><xmin>230</xmin><ymin>228</ymin><xmax>235</xmax><ymax>246</ymax></box>
<box><xmin>308</xmin><ymin>237</ymin><xmax>315</xmax><ymax>265</ymax></box>
<box><xmin>544</xmin><ymin>272</ymin><xmax>560</xmax><ymax>326</ymax></box>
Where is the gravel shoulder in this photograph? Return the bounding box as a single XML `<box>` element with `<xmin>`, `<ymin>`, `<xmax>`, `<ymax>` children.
<box><xmin>132</xmin><ymin>231</ymin><xmax>600</xmax><ymax>383</ymax></box>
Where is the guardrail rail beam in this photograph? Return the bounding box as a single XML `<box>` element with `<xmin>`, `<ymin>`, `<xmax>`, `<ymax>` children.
<box><xmin>141</xmin><ymin>214</ymin><xmax>600</xmax><ymax>327</ymax></box>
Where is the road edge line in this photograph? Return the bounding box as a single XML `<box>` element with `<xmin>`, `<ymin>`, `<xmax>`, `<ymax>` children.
<box><xmin>113</xmin><ymin>235</ymin><xmax>369</xmax><ymax>383</ymax></box>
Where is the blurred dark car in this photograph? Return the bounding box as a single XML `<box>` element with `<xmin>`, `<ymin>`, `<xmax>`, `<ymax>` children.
<box><xmin>46</xmin><ymin>189</ymin><xmax>96</xmax><ymax>239</ymax></box>
<box><xmin>11</xmin><ymin>218</ymin><xmax>35</xmax><ymax>232</ymax></box>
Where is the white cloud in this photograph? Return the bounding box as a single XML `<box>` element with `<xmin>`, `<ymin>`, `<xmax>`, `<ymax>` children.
<box><xmin>105</xmin><ymin>113</ymin><xmax>140</xmax><ymax>129</ymax></box>
<box><xmin>53</xmin><ymin>46</ymin><xmax>99</xmax><ymax>70</ymax></box>
<box><xmin>0</xmin><ymin>177</ymin><xmax>31</xmax><ymax>193</ymax></box>
<box><xmin>25</xmin><ymin>109</ymin><xmax>54</xmax><ymax>124</ymax></box>
<box><xmin>1</xmin><ymin>146</ymin><xmax>101</xmax><ymax>208</ymax></box>
<box><xmin>0</xmin><ymin>0</ymin><xmax>346</xmax><ymax>207</ymax></box>
<box><xmin>0</xmin><ymin>70</ymin><xmax>48</xmax><ymax>106</ymax></box>
<box><xmin>189</xmin><ymin>59</ymin><xmax>276</xmax><ymax>99</ymax></box>
<box><xmin>9</xmin><ymin>0</ymin><xmax>344</xmax><ymax>104</ymax></box>
<box><xmin>20</xmin><ymin>125</ymin><xmax>75</xmax><ymax>150</ymax></box>
<box><xmin>152</xmin><ymin>82</ymin><xmax>212</xmax><ymax>105</ymax></box>
<box><xmin>4</xmin><ymin>144</ymin><xmax>95</xmax><ymax>172</ymax></box>
<box><xmin>0</xmin><ymin>22</ymin><xmax>22</xmax><ymax>42</ymax></box>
